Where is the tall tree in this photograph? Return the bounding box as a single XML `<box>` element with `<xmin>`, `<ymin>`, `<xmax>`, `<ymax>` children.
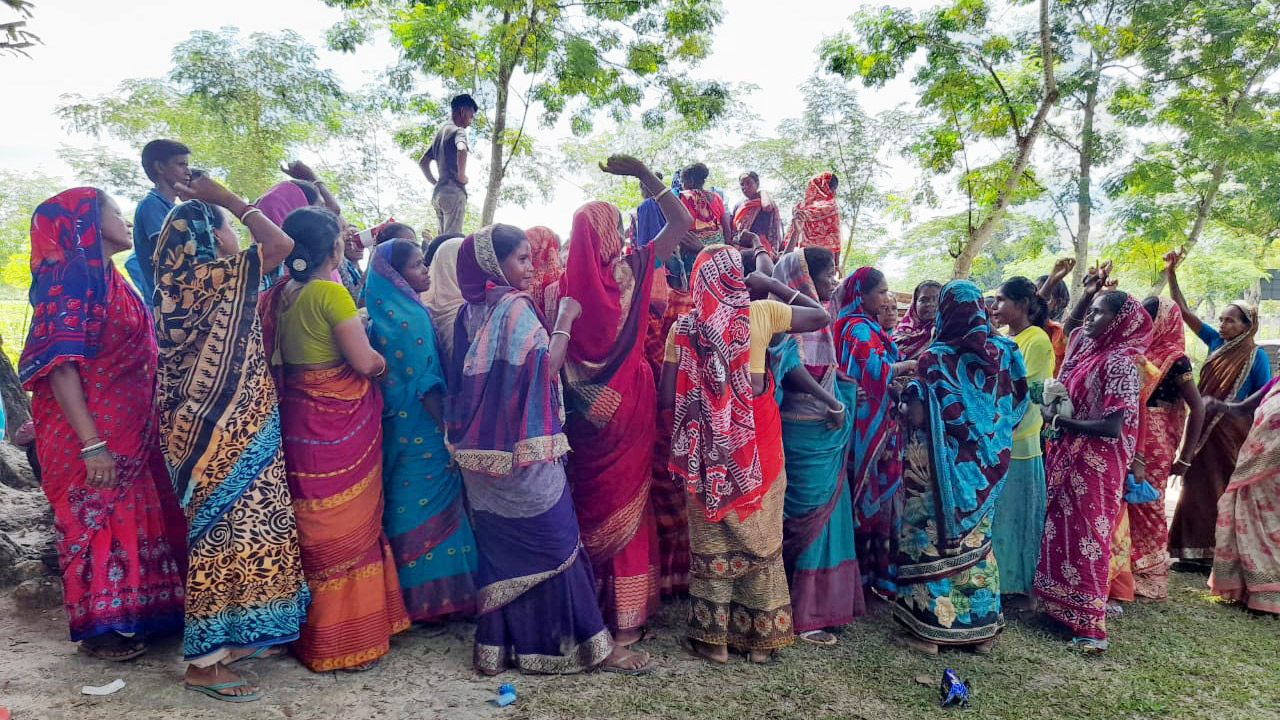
<box><xmin>324</xmin><ymin>0</ymin><xmax>730</xmax><ymax>225</ymax></box>
<box><xmin>56</xmin><ymin>27</ymin><xmax>347</xmax><ymax>199</ymax></box>
<box><xmin>821</xmin><ymin>0</ymin><xmax>1060</xmax><ymax>278</ymax></box>
<box><xmin>1108</xmin><ymin>0</ymin><xmax>1280</xmax><ymax>292</ymax></box>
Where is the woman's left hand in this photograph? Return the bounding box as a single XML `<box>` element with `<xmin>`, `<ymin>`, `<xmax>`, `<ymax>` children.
<box><xmin>824</xmin><ymin>403</ymin><xmax>845</xmax><ymax>430</ymax></box>
<box><xmin>1170</xmin><ymin>458</ymin><xmax>1192</xmax><ymax>476</ymax></box>
<box><xmin>1041</xmin><ymin>405</ymin><xmax>1057</xmax><ymax>425</ymax></box>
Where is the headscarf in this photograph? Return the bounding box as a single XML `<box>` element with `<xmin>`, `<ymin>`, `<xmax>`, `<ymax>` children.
<box><xmin>366</xmin><ymin>240</ymin><xmax>445</xmax><ymax>410</ymax></box>
<box><xmin>1140</xmin><ymin>297</ymin><xmax>1186</xmax><ymax>400</ymax></box>
<box><xmin>254</xmin><ymin>182</ymin><xmax>311</xmax><ymax>288</ymax></box>
<box><xmin>1057</xmin><ymin>293</ymin><xmax>1154</xmax><ymax>423</ymax></box>
<box><xmin>525</xmin><ymin>226</ymin><xmax>562</xmax><ymax>315</ymax></box>
<box><xmin>256</xmin><ymin>182</ymin><xmax>309</xmax><ymax>226</ymax></box>
<box><xmin>771</xmin><ymin>250</ymin><xmax>835</xmax><ymax>367</ymax></box>
<box><xmin>1198</xmin><ymin>300</ymin><xmax>1260</xmax><ymax>401</ymax></box>
<box><xmin>559</xmin><ymin>201</ymin><xmax>655</xmax><ymax>426</ymax></box>
<box><xmin>446</xmin><ymin>225</ymin><xmax>568</xmax><ymax>475</ymax></box>
<box><xmin>833</xmin><ymin>266</ymin><xmax>902</xmax><ymax>521</ymax></box>
<box><xmin>911</xmin><ymin>280</ymin><xmax>1028</xmax><ymax>549</ymax></box>
<box><xmin>669</xmin><ymin>245</ymin><xmax>762</xmax><ymax>522</ymax></box>
<box><xmin>424</xmin><ymin>237</ymin><xmax>464</xmax><ymax>357</ymax></box>
<box><xmin>893</xmin><ymin>280</ymin><xmax>941</xmax><ymax>361</ymax></box>
<box><xmin>786</xmin><ymin>172</ymin><xmax>841</xmax><ymax>255</ymax></box>
<box><xmin>20</xmin><ymin>188</ymin><xmax>113</xmax><ymax>385</ymax></box>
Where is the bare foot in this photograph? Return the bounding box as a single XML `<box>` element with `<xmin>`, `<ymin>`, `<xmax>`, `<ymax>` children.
<box><xmin>614</xmin><ymin>627</ymin><xmax>646</xmax><ymax>647</ymax></box>
<box><xmin>894</xmin><ymin>634</ymin><xmax>939</xmax><ymax>656</ymax></box>
<box><xmin>685</xmin><ymin>638</ymin><xmax>729</xmax><ymax>664</ymax></box>
<box><xmin>747</xmin><ymin>650</ymin><xmax>778</xmax><ymax>664</ymax></box>
<box><xmin>185</xmin><ymin>663</ymin><xmax>258</xmax><ymax>699</ymax></box>
<box><xmin>972</xmin><ymin>639</ymin><xmax>995</xmax><ymax>655</ymax></box>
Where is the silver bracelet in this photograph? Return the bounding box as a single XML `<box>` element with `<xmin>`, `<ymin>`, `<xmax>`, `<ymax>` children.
<box><xmin>652</xmin><ymin>186</ymin><xmax>673</xmax><ymax>202</ymax></box>
<box><xmin>551</xmin><ymin>329</ymin><xmax>571</xmax><ymax>341</ymax></box>
<box><xmin>788</xmin><ymin>289</ymin><xmax>801</xmax><ymax>304</ymax></box>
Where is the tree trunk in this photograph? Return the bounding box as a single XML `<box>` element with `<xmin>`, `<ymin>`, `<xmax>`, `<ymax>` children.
<box><xmin>1148</xmin><ymin>159</ymin><xmax>1227</xmax><ymax>295</ymax></box>
<box><xmin>952</xmin><ymin>0</ymin><xmax>1059</xmax><ymax>279</ymax></box>
<box><xmin>481</xmin><ymin>67</ymin><xmax>511</xmax><ymax>227</ymax></box>
<box><xmin>1073</xmin><ymin>78</ymin><xmax>1098</xmax><ymax>296</ymax></box>
<box><xmin>0</xmin><ymin>350</ymin><xmax>31</xmax><ymax>440</ymax></box>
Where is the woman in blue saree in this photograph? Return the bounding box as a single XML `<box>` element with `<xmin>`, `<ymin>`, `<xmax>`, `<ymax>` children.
<box><xmin>833</xmin><ymin>267</ymin><xmax>911</xmax><ymax>599</ymax></box>
<box><xmin>895</xmin><ymin>280</ymin><xmax>1027</xmax><ymax>654</ymax></box>
<box><xmin>366</xmin><ymin>239</ymin><xmax>477</xmax><ymax>622</ymax></box>
<box><xmin>771</xmin><ymin>249</ymin><xmax>863</xmax><ymax>645</ymax></box>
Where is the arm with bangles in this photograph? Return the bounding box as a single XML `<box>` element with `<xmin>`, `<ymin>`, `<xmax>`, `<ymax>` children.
<box><xmin>599</xmin><ymin>155</ymin><xmax>692</xmax><ymax>262</ymax></box>
<box><xmin>281</xmin><ymin>161</ymin><xmax>342</xmax><ymax>216</ymax></box>
<box><xmin>1062</xmin><ymin>262</ymin><xmax>1110</xmax><ymax>337</ymax></box>
<box><xmin>746</xmin><ymin>272</ymin><xmax>830</xmax><ymax>331</ymax></box>
<box><xmin>548</xmin><ymin>297</ymin><xmax>582</xmax><ymax>377</ymax></box>
<box><xmin>780</xmin><ymin>364</ymin><xmax>846</xmax><ymax>429</ymax></box>
<box><xmin>49</xmin><ymin>364</ymin><xmax>116</xmax><ymax>487</ymax></box>
<box><xmin>174</xmin><ymin>174</ymin><xmax>295</xmax><ymax>271</ymax></box>
<box><xmin>1163</xmin><ymin>249</ymin><xmax>1204</xmax><ymax>336</ymax></box>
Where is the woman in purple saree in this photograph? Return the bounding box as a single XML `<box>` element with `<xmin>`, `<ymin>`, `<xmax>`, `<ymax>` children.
<box><xmin>447</xmin><ymin>223</ymin><xmax>653</xmax><ymax>676</ymax></box>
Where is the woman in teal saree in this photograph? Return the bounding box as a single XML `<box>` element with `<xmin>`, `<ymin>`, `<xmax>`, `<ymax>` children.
<box><xmin>366</xmin><ymin>239</ymin><xmax>477</xmax><ymax>621</ymax></box>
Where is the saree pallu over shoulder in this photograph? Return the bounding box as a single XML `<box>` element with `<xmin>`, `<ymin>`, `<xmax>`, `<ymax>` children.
<box><xmin>774</xmin><ymin>338</ymin><xmax>864</xmax><ymax>632</ymax></box>
<box><xmin>277</xmin><ymin>363</ymin><xmax>410</xmax><ymax>671</ymax></box>
<box><xmin>367</xmin><ymin>242</ymin><xmax>477</xmax><ymax>622</ymax></box>
<box><xmin>152</xmin><ymin>200</ymin><xmax>309</xmax><ymax>661</ymax></box>
<box><xmin>449</xmin><ymin>292</ymin><xmax>569</xmax><ymax>476</ymax></box>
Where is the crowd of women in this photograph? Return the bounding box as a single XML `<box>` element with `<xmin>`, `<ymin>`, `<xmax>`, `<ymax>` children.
<box><xmin>18</xmin><ymin>145</ymin><xmax>1280</xmax><ymax>703</ymax></box>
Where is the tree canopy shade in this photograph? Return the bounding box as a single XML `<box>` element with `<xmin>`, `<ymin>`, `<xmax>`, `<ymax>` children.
<box><xmin>323</xmin><ymin>0</ymin><xmax>731</xmax><ymax>225</ymax></box>
<box><xmin>55</xmin><ymin>27</ymin><xmax>347</xmax><ymax>199</ymax></box>
<box><xmin>1106</xmin><ymin>0</ymin><xmax>1280</xmax><ymax>293</ymax></box>
<box><xmin>820</xmin><ymin>0</ymin><xmax>1059</xmax><ymax>279</ymax></box>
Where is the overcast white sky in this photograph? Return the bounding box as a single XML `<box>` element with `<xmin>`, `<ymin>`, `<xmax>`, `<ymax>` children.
<box><xmin>1</xmin><ymin>0</ymin><xmax>934</xmax><ymax>235</ymax></box>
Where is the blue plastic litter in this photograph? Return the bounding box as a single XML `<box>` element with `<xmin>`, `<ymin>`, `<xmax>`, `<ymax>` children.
<box><xmin>492</xmin><ymin>683</ymin><xmax>517</xmax><ymax>707</ymax></box>
<box><xmin>940</xmin><ymin>668</ymin><xmax>970</xmax><ymax>708</ymax></box>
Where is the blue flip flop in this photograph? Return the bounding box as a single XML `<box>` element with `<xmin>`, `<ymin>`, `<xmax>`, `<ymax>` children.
<box><xmin>228</xmin><ymin>645</ymin><xmax>281</xmax><ymax>666</ymax></box>
<box><xmin>185</xmin><ymin>677</ymin><xmax>261</xmax><ymax>703</ymax></box>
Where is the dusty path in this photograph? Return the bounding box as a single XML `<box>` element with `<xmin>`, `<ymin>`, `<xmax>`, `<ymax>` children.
<box><xmin>0</xmin><ymin>594</ymin><xmax>509</xmax><ymax>720</ymax></box>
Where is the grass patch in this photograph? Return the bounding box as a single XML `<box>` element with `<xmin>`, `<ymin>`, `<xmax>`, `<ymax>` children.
<box><xmin>511</xmin><ymin>571</ymin><xmax>1278</xmax><ymax>720</ymax></box>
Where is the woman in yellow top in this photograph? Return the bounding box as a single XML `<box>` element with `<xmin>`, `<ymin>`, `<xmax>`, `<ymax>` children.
<box><xmin>660</xmin><ymin>245</ymin><xmax>831</xmax><ymax>664</ymax></box>
<box><xmin>989</xmin><ymin>276</ymin><xmax>1055</xmax><ymax>604</ymax></box>
<box><xmin>259</xmin><ymin>206</ymin><xmax>410</xmax><ymax>671</ymax></box>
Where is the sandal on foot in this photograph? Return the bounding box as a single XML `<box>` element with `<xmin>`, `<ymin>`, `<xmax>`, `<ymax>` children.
<box><xmin>228</xmin><ymin>645</ymin><xmax>284</xmax><ymax>665</ymax></box>
<box><xmin>798</xmin><ymin>630</ymin><xmax>838</xmax><ymax>646</ymax></box>
<box><xmin>893</xmin><ymin>635</ymin><xmax>939</xmax><ymax>656</ymax></box>
<box><xmin>78</xmin><ymin>638</ymin><xmax>146</xmax><ymax>663</ymax></box>
<box><xmin>185</xmin><ymin>677</ymin><xmax>261</xmax><ymax>703</ymax></box>
<box><xmin>1069</xmin><ymin>637</ymin><xmax>1108</xmax><ymax>654</ymax></box>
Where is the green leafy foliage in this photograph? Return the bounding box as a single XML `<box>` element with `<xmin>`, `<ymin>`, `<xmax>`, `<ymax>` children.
<box><xmin>324</xmin><ymin>0</ymin><xmax>728</xmax><ymax>224</ymax></box>
<box><xmin>893</xmin><ymin>210</ymin><xmax>1058</xmax><ymax>291</ymax></box>
<box><xmin>56</xmin><ymin>27</ymin><xmax>348</xmax><ymax>199</ymax></box>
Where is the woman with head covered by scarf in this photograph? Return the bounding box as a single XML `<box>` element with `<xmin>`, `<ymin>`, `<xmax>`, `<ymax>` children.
<box><xmin>524</xmin><ymin>226</ymin><xmax>564</xmax><ymax>318</ymax></box>
<box><xmin>423</xmin><ymin>234</ymin><xmax>466</xmax><ymax>362</ymax></box>
<box><xmin>894</xmin><ymin>281</ymin><xmax>1028</xmax><ymax>654</ymax></box>
<box><xmin>892</xmin><ymin>281</ymin><xmax>942</xmax><ymax>362</ymax></box>
<box><xmin>661</xmin><ymin>244</ymin><xmax>832</xmax><ymax>664</ymax></box>
<box><xmin>834</xmin><ymin>267</ymin><xmax>916</xmax><ymax>599</ymax></box>
<box><xmin>21</xmin><ymin>188</ymin><xmax>188</xmax><ymax>666</ymax></box>
<box><xmin>554</xmin><ymin>156</ymin><xmax>692</xmax><ymax>646</ymax></box>
<box><xmin>770</xmin><ymin>247</ymin><xmax>864</xmax><ymax>645</ymax></box>
<box><xmin>1036</xmin><ymin>268</ymin><xmax>1153</xmax><ymax>653</ymax></box>
<box><xmin>1164</xmin><ymin>249</ymin><xmax>1271</xmax><ymax>566</ymax></box>
<box><xmin>449</xmin><ymin>223</ymin><xmax>655</xmax><ymax>675</ymax></box>
<box><xmin>784</xmin><ymin>173</ymin><xmax>841</xmax><ymax>264</ymax></box>
<box><xmin>152</xmin><ymin>175</ymin><xmax>309</xmax><ymax>701</ymax></box>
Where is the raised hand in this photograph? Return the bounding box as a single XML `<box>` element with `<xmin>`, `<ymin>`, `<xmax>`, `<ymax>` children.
<box><xmin>598</xmin><ymin>154</ymin><xmax>650</xmax><ymax>178</ymax></box>
<box><xmin>280</xmin><ymin>160</ymin><xmax>318</xmax><ymax>183</ymax></box>
<box><xmin>173</xmin><ymin>174</ymin><xmax>244</xmax><ymax>211</ymax></box>
<box><xmin>1163</xmin><ymin>247</ymin><xmax>1185</xmax><ymax>277</ymax></box>
<box><xmin>1050</xmin><ymin>257</ymin><xmax>1076</xmax><ymax>280</ymax></box>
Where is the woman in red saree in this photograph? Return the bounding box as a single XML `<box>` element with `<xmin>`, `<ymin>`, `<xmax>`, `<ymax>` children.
<box><xmin>261</xmin><ymin>206</ymin><xmax>410</xmax><ymax>671</ymax></box>
<box><xmin>1129</xmin><ymin>297</ymin><xmax>1204</xmax><ymax>599</ymax></box>
<box><xmin>20</xmin><ymin>188</ymin><xmax>187</xmax><ymax>662</ymax></box>
<box><xmin>1208</xmin><ymin>376</ymin><xmax>1280</xmax><ymax>615</ymax></box>
<box><xmin>785</xmin><ymin>173</ymin><xmax>841</xmax><ymax>263</ymax></box>
<box><xmin>556</xmin><ymin>158</ymin><xmax>691</xmax><ymax>644</ymax></box>
<box><xmin>671</xmin><ymin>163</ymin><xmax>731</xmax><ymax>289</ymax></box>
<box><xmin>524</xmin><ymin>226</ymin><xmax>562</xmax><ymax>317</ymax></box>
<box><xmin>662</xmin><ymin>244</ymin><xmax>831</xmax><ymax>664</ymax></box>
<box><xmin>1036</xmin><ymin>284</ymin><xmax>1151</xmax><ymax>653</ymax></box>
